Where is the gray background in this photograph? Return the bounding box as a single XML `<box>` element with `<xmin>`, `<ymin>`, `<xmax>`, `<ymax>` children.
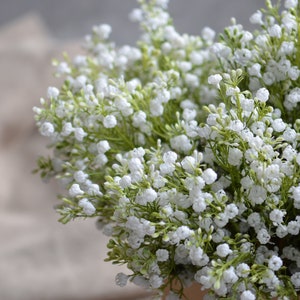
<box><xmin>1</xmin><ymin>0</ymin><xmax>265</xmax><ymax>44</ymax></box>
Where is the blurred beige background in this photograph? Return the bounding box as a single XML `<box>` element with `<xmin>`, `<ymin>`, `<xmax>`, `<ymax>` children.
<box><xmin>0</xmin><ymin>1</ymin><xmax>263</xmax><ymax>299</ymax></box>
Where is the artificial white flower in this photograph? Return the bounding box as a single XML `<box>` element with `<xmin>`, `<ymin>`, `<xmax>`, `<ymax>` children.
<box><xmin>78</xmin><ymin>198</ymin><xmax>96</xmax><ymax>215</ymax></box>
<box><xmin>103</xmin><ymin>115</ymin><xmax>117</xmax><ymax>128</ymax></box>
<box><xmin>216</xmin><ymin>243</ymin><xmax>232</xmax><ymax>257</ymax></box>
<box><xmin>241</xmin><ymin>290</ymin><xmax>256</xmax><ymax>300</ymax></box>
<box><xmin>255</xmin><ymin>88</ymin><xmax>269</xmax><ymax>102</ymax></box>
<box><xmin>97</xmin><ymin>140</ymin><xmax>110</xmax><ymax>153</ymax></box>
<box><xmin>268</xmin><ymin>255</ymin><xmax>283</xmax><ymax>271</ymax></box>
<box><xmin>40</xmin><ymin>122</ymin><xmax>55</xmax><ymax>137</ymax></box>
<box><xmin>47</xmin><ymin>86</ymin><xmax>60</xmax><ymax>99</ymax></box>
<box><xmin>156</xmin><ymin>249</ymin><xmax>169</xmax><ymax>262</ymax></box>
<box><xmin>202</xmin><ymin>168</ymin><xmax>217</xmax><ymax>185</ymax></box>
<box><xmin>207</xmin><ymin>74</ymin><xmax>222</xmax><ymax>86</ymax></box>
<box><xmin>69</xmin><ymin>183</ymin><xmax>84</xmax><ymax>197</ymax></box>
<box><xmin>115</xmin><ymin>272</ymin><xmax>129</xmax><ymax>287</ymax></box>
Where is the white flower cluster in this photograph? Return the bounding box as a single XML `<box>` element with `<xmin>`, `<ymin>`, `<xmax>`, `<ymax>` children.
<box><xmin>34</xmin><ymin>0</ymin><xmax>300</xmax><ymax>299</ymax></box>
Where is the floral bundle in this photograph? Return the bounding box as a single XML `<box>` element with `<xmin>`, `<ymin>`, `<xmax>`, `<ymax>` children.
<box><xmin>34</xmin><ymin>0</ymin><xmax>300</xmax><ymax>299</ymax></box>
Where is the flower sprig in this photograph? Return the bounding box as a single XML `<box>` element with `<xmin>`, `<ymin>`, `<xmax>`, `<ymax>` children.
<box><xmin>34</xmin><ymin>0</ymin><xmax>300</xmax><ymax>299</ymax></box>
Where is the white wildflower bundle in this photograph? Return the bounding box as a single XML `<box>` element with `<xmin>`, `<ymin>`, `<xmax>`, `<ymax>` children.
<box><xmin>34</xmin><ymin>0</ymin><xmax>300</xmax><ymax>299</ymax></box>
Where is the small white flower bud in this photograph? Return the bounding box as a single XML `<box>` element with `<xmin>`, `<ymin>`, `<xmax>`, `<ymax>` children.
<box><xmin>103</xmin><ymin>115</ymin><xmax>117</xmax><ymax>128</ymax></box>
<box><xmin>40</xmin><ymin>122</ymin><xmax>55</xmax><ymax>137</ymax></box>
<box><xmin>47</xmin><ymin>86</ymin><xmax>59</xmax><ymax>99</ymax></box>
<box><xmin>255</xmin><ymin>87</ymin><xmax>269</xmax><ymax>102</ymax></box>
<box><xmin>78</xmin><ymin>198</ymin><xmax>96</xmax><ymax>215</ymax></box>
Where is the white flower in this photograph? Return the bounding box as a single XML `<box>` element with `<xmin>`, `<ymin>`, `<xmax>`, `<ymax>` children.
<box><xmin>156</xmin><ymin>249</ymin><xmax>169</xmax><ymax>262</ymax></box>
<box><xmin>129</xmin><ymin>8</ymin><xmax>143</xmax><ymax>22</ymax></box>
<box><xmin>214</xmin><ymin>212</ymin><xmax>229</xmax><ymax>228</ymax></box>
<box><xmin>236</xmin><ymin>263</ymin><xmax>250</xmax><ymax>278</ymax></box>
<box><xmin>119</xmin><ymin>175</ymin><xmax>132</xmax><ymax>189</ymax></box>
<box><xmin>250</xmin><ymin>10</ymin><xmax>263</xmax><ymax>25</ymax></box>
<box><xmin>97</xmin><ymin>140</ymin><xmax>110</xmax><ymax>153</ymax></box>
<box><xmin>272</xmin><ymin>118</ymin><xmax>286</xmax><ymax>132</ymax></box>
<box><xmin>224</xmin><ymin>203</ymin><xmax>239</xmax><ymax>219</ymax></box>
<box><xmin>78</xmin><ymin>198</ymin><xmax>96</xmax><ymax>215</ymax></box>
<box><xmin>61</xmin><ymin>122</ymin><xmax>73</xmax><ymax>136</ymax></box>
<box><xmin>276</xmin><ymin>224</ymin><xmax>288</xmax><ymax>238</ymax></box>
<box><xmin>69</xmin><ymin>183</ymin><xmax>84</xmax><ymax>197</ymax></box>
<box><xmin>150</xmin><ymin>98</ymin><xmax>164</xmax><ymax>116</ymax></box>
<box><xmin>40</xmin><ymin>122</ymin><xmax>55</xmax><ymax>137</ymax></box>
<box><xmin>226</xmin><ymin>86</ymin><xmax>240</xmax><ymax>96</ymax></box>
<box><xmin>248</xmin><ymin>63</ymin><xmax>261</xmax><ymax>77</ymax></box>
<box><xmin>177</xmin><ymin>61</ymin><xmax>192</xmax><ymax>72</ymax></box>
<box><xmin>132</xmin><ymin>111</ymin><xmax>147</xmax><ymax>127</ymax></box>
<box><xmin>211</xmin><ymin>229</ymin><xmax>225</xmax><ymax>243</ymax></box>
<box><xmin>202</xmin><ymin>168</ymin><xmax>217</xmax><ymax>184</ymax></box>
<box><xmin>170</xmin><ymin>134</ymin><xmax>193</xmax><ymax>154</ymax></box>
<box><xmin>291</xmin><ymin>186</ymin><xmax>300</xmax><ymax>202</ymax></box>
<box><xmin>285</xmin><ymin>0</ymin><xmax>298</xmax><ymax>9</ymax></box>
<box><xmin>284</xmin><ymin>87</ymin><xmax>300</xmax><ymax>109</ymax></box>
<box><xmin>115</xmin><ymin>272</ymin><xmax>128</xmax><ymax>287</ymax></box>
<box><xmin>263</xmin><ymin>71</ymin><xmax>276</xmax><ymax>85</ymax></box>
<box><xmin>228</xmin><ymin>147</ymin><xmax>243</xmax><ymax>166</ymax></box>
<box><xmin>74</xmin><ymin>127</ymin><xmax>87</xmax><ymax>142</ymax></box>
<box><xmin>216</xmin><ymin>243</ymin><xmax>232</xmax><ymax>257</ymax></box>
<box><xmin>282</xmin><ymin>127</ymin><xmax>297</xmax><ymax>142</ymax></box>
<box><xmin>208</xmin><ymin>74</ymin><xmax>222</xmax><ymax>86</ymax></box>
<box><xmin>192</xmin><ymin>195</ymin><xmax>207</xmax><ymax>213</ymax></box>
<box><xmin>162</xmin><ymin>151</ymin><xmax>178</xmax><ymax>164</ymax></box>
<box><xmin>160</xmin><ymin>162</ymin><xmax>176</xmax><ymax>175</ymax></box>
<box><xmin>234</xmin><ymin>49</ymin><xmax>252</xmax><ymax>66</ymax></box>
<box><xmin>103</xmin><ymin>115</ymin><xmax>117</xmax><ymax>128</ymax></box>
<box><xmin>47</xmin><ymin>86</ymin><xmax>60</xmax><ymax>99</ymax></box>
<box><xmin>135</xmin><ymin>188</ymin><xmax>157</xmax><ymax>205</ymax></box>
<box><xmin>189</xmin><ymin>246</ymin><xmax>205</xmax><ymax>266</ymax></box>
<box><xmin>223</xmin><ymin>266</ymin><xmax>238</xmax><ymax>284</ymax></box>
<box><xmin>247</xmin><ymin>212</ymin><xmax>261</xmax><ymax>228</ymax></box>
<box><xmin>268</xmin><ymin>255</ymin><xmax>283</xmax><ymax>271</ymax></box>
<box><xmin>181</xmin><ymin>156</ymin><xmax>196</xmax><ymax>173</ymax></box>
<box><xmin>95</xmin><ymin>153</ymin><xmax>108</xmax><ymax>167</ymax></box>
<box><xmin>57</xmin><ymin>62</ymin><xmax>71</xmax><ymax>74</ymax></box>
<box><xmin>291</xmin><ymin>272</ymin><xmax>300</xmax><ymax>288</ymax></box>
<box><xmin>280</xmin><ymin>41</ymin><xmax>295</xmax><ymax>56</ymax></box>
<box><xmin>74</xmin><ymin>170</ymin><xmax>88</xmax><ymax>183</ymax></box>
<box><xmin>182</xmin><ymin>108</ymin><xmax>197</xmax><ymax>121</ymax></box>
<box><xmin>248</xmin><ymin>185</ymin><xmax>267</xmax><ymax>205</ymax></box>
<box><xmin>93</xmin><ymin>24</ymin><xmax>111</xmax><ymax>39</ymax></box>
<box><xmin>149</xmin><ymin>274</ymin><xmax>163</xmax><ymax>289</ymax></box>
<box><xmin>241</xmin><ymin>31</ymin><xmax>253</xmax><ymax>44</ymax></box>
<box><xmin>257</xmin><ymin>228</ymin><xmax>271</xmax><ymax>244</ymax></box>
<box><xmin>268</xmin><ymin>24</ymin><xmax>282</xmax><ymax>38</ymax></box>
<box><xmin>86</xmin><ymin>183</ymin><xmax>102</xmax><ymax>196</ymax></box>
<box><xmin>190</xmin><ymin>51</ymin><xmax>204</xmax><ymax>65</ymax></box>
<box><xmin>202</xmin><ymin>27</ymin><xmax>215</xmax><ymax>42</ymax></box>
<box><xmin>287</xmin><ymin>220</ymin><xmax>300</xmax><ymax>235</ymax></box>
<box><xmin>241</xmin><ymin>290</ymin><xmax>256</xmax><ymax>300</ymax></box>
<box><xmin>255</xmin><ymin>88</ymin><xmax>269</xmax><ymax>102</ymax></box>
<box><xmin>185</xmin><ymin>73</ymin><xmax>199</xmax><ymax>88</ymax></box>
<box><xmin>269</xmin><ymin>209</ymin><xmax>285</xmax><ymax>225</ymax></box>
<box><xmin>228</xmin><ymin>119</ymin><xmax>244</xmax><ymax>132</ymax></box>
<box><xmin>173</xmin><ymin>226</ymin><xmax>193</xmax><ymax>242</ymax></box>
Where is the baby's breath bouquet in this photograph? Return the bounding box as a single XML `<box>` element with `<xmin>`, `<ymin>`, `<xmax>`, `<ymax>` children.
<box><xmin>34</xmin><ymin>0</ymin><xmax>300</xmax><ymax>299</ymax></box>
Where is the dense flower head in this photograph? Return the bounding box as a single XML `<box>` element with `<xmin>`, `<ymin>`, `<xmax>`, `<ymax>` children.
<box><xmin>34</xmin><ymin>0</ymin><xmax>300</xmax><ymax>299</ymax></box>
